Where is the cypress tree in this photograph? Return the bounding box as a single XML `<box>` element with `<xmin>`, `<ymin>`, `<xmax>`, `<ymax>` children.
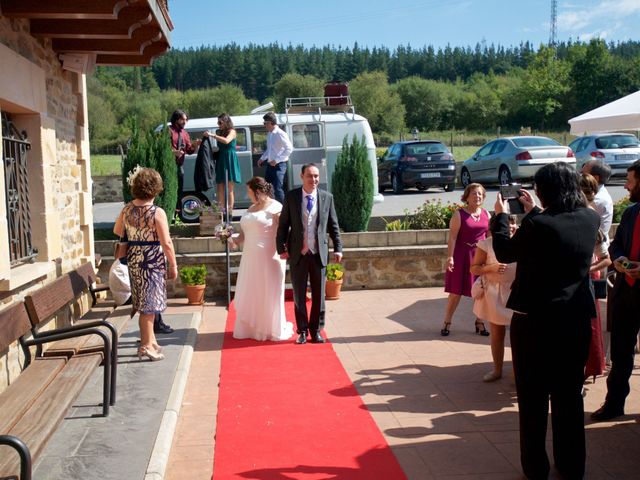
<box><xmin>122</xmin><ymin>120</ymin><xmax>177</xmax><ymax>217</ymax></box>
<box><xmin>332</xmin><ymin>135</ymin><xmax>374</xmax><ymax>232</ymax></box>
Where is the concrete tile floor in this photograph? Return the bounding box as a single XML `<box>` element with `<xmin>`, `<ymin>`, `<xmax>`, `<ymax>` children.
<box><xmin>166</xmin><ymin>289</ymin><xmax>640</xmax><ymax>479</ymax></box>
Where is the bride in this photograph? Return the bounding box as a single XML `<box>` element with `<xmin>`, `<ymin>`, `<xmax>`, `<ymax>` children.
<box><xmin>230</xmin><ymin>176</ymin><xmax>294</xmax><ymax>341</ymax></box>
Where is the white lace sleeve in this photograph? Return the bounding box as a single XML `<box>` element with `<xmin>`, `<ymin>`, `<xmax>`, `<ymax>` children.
<box><xmin>269</xmin><ymin>200</ymin><xmax>283</xmax><ymax>215</ymax></box>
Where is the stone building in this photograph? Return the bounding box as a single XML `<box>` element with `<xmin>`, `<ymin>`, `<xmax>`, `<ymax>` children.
<box><xmin>0</xmin><ymin>1</ymin><xmax>173</xmax><ymax>392</ymax></box>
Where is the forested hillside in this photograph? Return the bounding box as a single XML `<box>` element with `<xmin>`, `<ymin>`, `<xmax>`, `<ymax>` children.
<box><xmin>88</xmin><ymin>39</ymin><xmax>640</xmax><ymax>151</ymax></box>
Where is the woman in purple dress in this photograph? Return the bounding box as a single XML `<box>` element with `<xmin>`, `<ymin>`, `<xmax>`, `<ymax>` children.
<box><xmin>441</xmin><ymin>183</ymin><xmax>490</xmax><ymax>336</ymax></box>
<box><xmin>114</xmin><ymin>168</ymin><xmax>178</xmax><ymax>361</ymax></box>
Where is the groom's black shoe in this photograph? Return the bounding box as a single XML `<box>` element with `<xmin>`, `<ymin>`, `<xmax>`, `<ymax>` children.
<box><xmin>295</xmin><ymin>332</ymin><xmax>307</xmax><ymax>344</ymax></box>
<box><xmin>310</xmin><ymin>331</ymin><xmax>325</xmax><ymax>343</ymax></box>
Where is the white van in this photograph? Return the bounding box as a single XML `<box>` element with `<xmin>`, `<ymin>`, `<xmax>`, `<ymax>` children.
<box><xmin>177</xmin><ymin>98</ymin><xmax>382</xmax><ymax>222</ymax></box>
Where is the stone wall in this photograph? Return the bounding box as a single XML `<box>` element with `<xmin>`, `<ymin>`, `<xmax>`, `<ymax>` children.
<box><xmin>93</xmin><ymin>175</ymin><xmax>123</xmax><ymax>203</ymax></box>
<box><xmin>0</xmin><ymin>17</ymin><xmax>94</xmax><ymax>392</ymax></box>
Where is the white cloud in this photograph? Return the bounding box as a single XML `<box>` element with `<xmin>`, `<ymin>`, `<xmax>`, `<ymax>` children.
<box><xmin>558</xmin><ymin>0</ymin><xmax>640</xmax><ymax>37</ymax></box>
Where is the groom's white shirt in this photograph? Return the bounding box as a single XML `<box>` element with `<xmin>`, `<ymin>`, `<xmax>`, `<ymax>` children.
<box><xmin>301</xmin><ymin>187</ymin><xmax>318</xmax><ymax>255</ymax></box>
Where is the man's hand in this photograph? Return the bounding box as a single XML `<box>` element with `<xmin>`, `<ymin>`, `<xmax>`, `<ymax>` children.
<box><xmin>613</xmin><ymin>256</ymin><xmax>630</xmax><ymax>273</ymax></box>
<box><xmin>269</xmin><ymin>160</ymin><xmax>277</xmax><ymax>167</ymax></box>
<box><xmin>334</xmin><ymin>252</ymin><xmax>343</xmax><ymax>263</ymax></box>
<box><xmin>173</xmin><ymin>148</ymin><xmax>183</xmax><ymax>159</ymax></box>
<box><xmin>257</xmin><ymin>159</ymin><xmax>264</xmax><ymax>167</ymax></box>
<box><xmin>280</xmin><ymin>252</ymin><xmax>289</xmax><ymax>260</ymax></box>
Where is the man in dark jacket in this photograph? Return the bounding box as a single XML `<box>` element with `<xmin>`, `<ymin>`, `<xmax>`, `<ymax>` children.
<box><xmin>592</xmin><ymin>160</ymin><xmax>640</xmax><ymax>421</ymax></box>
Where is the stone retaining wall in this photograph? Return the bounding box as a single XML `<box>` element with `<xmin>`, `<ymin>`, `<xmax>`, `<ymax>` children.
<box><xmin>93</xmin><ymin>175</ymin><xmax>123</xmax><ymax>203</ymax></box>
<box><xmin>95</xmin><ymin>230</ymin><xmax>450</xmax><ymax>297</ymax></box>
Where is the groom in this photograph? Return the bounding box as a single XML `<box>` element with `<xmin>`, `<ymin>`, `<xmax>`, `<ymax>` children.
<box><xmin>277</xmin><ymin>163</ymin><xmax>343</xmax><ymax>344</ymax></box>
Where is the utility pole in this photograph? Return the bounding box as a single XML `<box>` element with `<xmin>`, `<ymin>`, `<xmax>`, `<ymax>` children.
<box><xmin>549</xmin><ymin>0</ymin><xmax>558</xmax><ymax>46</ymax></box>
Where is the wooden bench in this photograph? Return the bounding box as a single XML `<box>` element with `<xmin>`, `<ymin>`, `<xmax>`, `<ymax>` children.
<box><xmin>0</xmin><ymin>302</ymin><xmax>111</xmax><ymax>480</ymax></box>
<box><xmin>23</xmin><ymin>262</ymin><xmax>132</xmax><ymax>407</ymax></box>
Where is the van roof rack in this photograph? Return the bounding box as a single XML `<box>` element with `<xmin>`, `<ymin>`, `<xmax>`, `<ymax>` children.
<box><xmin>284</xmin><ymin>96</ymin><xmax>355</xmax><ymax>120</ymax></box>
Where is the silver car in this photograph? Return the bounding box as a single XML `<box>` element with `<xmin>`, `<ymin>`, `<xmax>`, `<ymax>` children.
<box><xmin>569</xmin><ymin>133</ymin><xmax>640</xmax><ymax>177</ymax></box>
<box><xmin>460</xmin><ymin>136</ymin><xmax>576</xmax><ymax>187</ymax></box>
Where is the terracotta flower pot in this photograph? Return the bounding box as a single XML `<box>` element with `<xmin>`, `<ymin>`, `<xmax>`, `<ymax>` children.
<box><xmin>325</xmin><ymin>279</ymin><xmax>343</xmax><ymax>300</ymax></box>
<box><xmin>184</xmin><ymin>284</ymin><xmax>206</xmax><ymax>305</ymax></box>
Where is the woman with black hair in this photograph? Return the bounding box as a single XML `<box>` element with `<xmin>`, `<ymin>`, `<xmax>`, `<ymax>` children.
<box><xmin>491</xmin><ymin>162</ymin><xmax>600</xmax><ymax>480</ymax></box>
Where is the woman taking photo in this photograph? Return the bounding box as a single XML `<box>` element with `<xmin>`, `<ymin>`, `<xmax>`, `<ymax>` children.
<box><xmin>207</xmin><ymin>113</ymin><xmax>240</xmax><ymax>218</ymax></box>
<box><xmin>441</xmin><ymin>183</ymin><xmax>490</xmax><ymax>336</ymax></box>
<box><xmin>491</xmin><ymin>162</ymin><xmax>600</xmax><ymax>480</ymax></box>
<box><xmin>114</xmin><ymin>167</ymin><xmax>178</xmax><ymax>361</ymax></box>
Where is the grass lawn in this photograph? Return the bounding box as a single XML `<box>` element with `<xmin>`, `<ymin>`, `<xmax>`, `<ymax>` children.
<box><xmin>91</xmin><ymin>154</ymin><xmax>121</xmax><ymax>176</ymax></box>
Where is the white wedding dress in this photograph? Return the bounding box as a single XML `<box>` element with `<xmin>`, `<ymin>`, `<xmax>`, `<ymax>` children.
<box><xmin>233</xmin><ymin>200</ymin><xmax>294</xmax><ymax>341</ymax></box>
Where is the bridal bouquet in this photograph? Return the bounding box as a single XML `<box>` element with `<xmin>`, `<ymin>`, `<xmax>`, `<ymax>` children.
<box><xmin>214</xmin><ymin>223</ymin><xmax>234</xmax><ymax>245</ymax></box>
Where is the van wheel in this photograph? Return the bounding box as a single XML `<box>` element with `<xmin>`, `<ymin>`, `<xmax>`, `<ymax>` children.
<box><xmin>444</xmin><ymin>183</ymin><xmax>455</xmax><ymax>192</ymax></box>
<box><xmin>179</xmin><ymin>193</ymin><xmax>210</xmax><ymax>224</ymax></box>
<box><xmin>460</xmin><ymin>168</ymin><xmax>471</xmax><ymax>188</ymax></box>
<box><xmin>416</xmin><ymin>185</ymin><xmax>427</xmax><ymax>191</ymax></box>
<box><xmin>392</xmin><ymin>174</ymin><xmax>404</xmax><ymax>194</ymax></box>
<box><xmin>499</xmin><ymin>166</ymin><xmax>512</xmax><ymax>185</ymax></box>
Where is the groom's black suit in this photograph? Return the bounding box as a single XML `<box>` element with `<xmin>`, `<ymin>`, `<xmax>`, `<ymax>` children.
<box><xmin>276</xmin><ymin>187</ymin><xmax>342</xmax><ymax>336</ymax></box>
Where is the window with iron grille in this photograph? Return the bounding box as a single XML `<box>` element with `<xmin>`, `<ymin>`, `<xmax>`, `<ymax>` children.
<box><xmin>1</xmin><ymin>113</ymin><xmax>37</xmax><ymax>266</ymax></box>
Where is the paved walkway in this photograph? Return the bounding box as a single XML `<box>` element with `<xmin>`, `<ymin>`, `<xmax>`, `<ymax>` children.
<box><xmin>167</xmin><ymin>288</ymin><xmax>640</xmax><ymax>480</ymax></box>
<box><xmin>29</xmin><ymin>289</ymin><xmax>640</xmax><ymax>479</ymax></box>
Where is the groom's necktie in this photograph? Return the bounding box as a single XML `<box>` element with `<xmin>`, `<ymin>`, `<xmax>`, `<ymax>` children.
<box><xmin>306</xmin><ymin>194</ymin><xmax>314</xmax><ymax>214</ymax></box>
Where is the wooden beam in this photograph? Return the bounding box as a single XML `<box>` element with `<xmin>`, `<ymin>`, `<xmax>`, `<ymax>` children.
<box><xmin>0</xmin><ymin>0</ymin><xmax>140</xmax><ymax>20</ymax></box>
<box><xmin>96</xmin><ymin>41</ymin><xmax>169</xmax><ymax>66</ymax></box>
<box><xmin>30</xmin><ymin>6</ymin><xmax>152</xmax><ymax>39</ymax></box>
<box><xmin>52</xmin><ymin>25</ymin><xmax>162</xmax><ymax>55</ymax></box>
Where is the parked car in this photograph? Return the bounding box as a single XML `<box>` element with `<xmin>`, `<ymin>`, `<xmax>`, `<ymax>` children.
<box><xmin>460</xmin><ymin>136</ymin><xmax>575</xmax><ymax>187</ymax></box>
<box><xmin>569</xmin><ymin>133</ymin><xmax>640</xmax><ymax>177</ymax></box>
<box><xmin>378</xmin><ymin>140</ymin><xmax>456</xmax><ymax>194</ymax></box>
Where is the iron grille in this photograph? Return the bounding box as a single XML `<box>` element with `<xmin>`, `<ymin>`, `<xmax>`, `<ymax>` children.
<box><xmin>2</xmin><ymin>113</ymin><xmax>37</xmax><ymax>266</ymax></box>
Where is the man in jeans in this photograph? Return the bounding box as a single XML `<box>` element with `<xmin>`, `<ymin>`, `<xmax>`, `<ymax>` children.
<box><xmin>169</xmin><ymin>109</ymin><xmax>199</xmax><ymax>217</ymax></box>
<box><xmin>258</xmin><ymin>112</ymin><xmax>293</xmax><ymax>203</ymax></box>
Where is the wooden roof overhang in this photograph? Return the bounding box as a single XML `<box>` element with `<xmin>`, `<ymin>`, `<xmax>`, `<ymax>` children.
<box><xmin>0</xmin><ymin>0</ymin><xmax>173</xmax><ymax>66</ymax></box>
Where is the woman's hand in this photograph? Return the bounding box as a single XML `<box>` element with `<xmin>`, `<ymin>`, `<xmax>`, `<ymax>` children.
<box><xmin>167</xmin><ymin>265</ymin><xmax>178</xmax><ymax>280</ymax></box>
<box><xmin>494</xmin><ymin>193</ymin><xmax>508</xmax><ymax>214</ymax></box>
<box><xmin>227</xmin><ymin>237</ymin><xmax>237</xmax><ymax>250</ymax></box>
<box><xmin>518</xmin><ymin>189</ymin><xmax>536</xmax><ymax>213</ymax></box>
<box><xmin>446</xmin><ymin>257</ymin><xmax>454</xmax><ymax>272</ymax></box>
<box><xmin>490</xmin><ymin>263</ymin><xmax>508</xmax><ymax>274</ymax></box>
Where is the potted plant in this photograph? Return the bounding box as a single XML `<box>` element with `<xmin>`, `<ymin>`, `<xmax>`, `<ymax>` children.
<box><xmin>325</xmin><ymin>263</ymin><xmax>345</xmax><ymax>300</ymax></box>
<box><xmin>198</xmin><ymin>203</ymin><xmax>223</xmax><ymax>236</ymax></box>
<box><xmin>179</xmin><ymin>264</ymin><xmax>207</xmax><ymax>304</ymax></box>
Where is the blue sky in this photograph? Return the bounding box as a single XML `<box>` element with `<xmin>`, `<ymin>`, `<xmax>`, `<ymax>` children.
<box><xmin>168</xmin><ymin>0</ymin><xmax>640</xmax><ymax>50</ymax></box>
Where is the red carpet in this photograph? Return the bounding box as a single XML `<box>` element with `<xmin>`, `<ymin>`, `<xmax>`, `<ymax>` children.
<box><xmin>212</xmin><ymin>301</ymin><xmax>407</xmax><ymax>479</ymax></box>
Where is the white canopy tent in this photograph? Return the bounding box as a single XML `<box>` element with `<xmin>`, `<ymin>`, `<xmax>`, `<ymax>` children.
<box><xmin>568</xmin><ymin>90</ymin><xmax>640</xmax><ymax>135</ymax></box>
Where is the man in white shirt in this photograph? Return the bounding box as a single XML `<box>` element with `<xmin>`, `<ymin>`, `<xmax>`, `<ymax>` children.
<box><xmin>583</xmin><ymin>160</ymin><xmax>614</xmax><ymax>245</ymax></box>
<box><xmin>258</xmin><ymin>111</ymin><xmax>293</xmax><ymax>203</ymax></box>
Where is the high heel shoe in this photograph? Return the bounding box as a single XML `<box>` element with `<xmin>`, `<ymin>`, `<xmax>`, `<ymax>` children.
<box><xmin>440</xmin><ymin>322</ymin><xmax>451</xmax><ymax>336</ymax></box>
<box><xmin>475</xmin><ymin>320</ymin><xmax>490</xmax><ymax>336</ymax></box>
<box><xmin>138</xmin><ymin>346</ymin><xmax>165</xmax><ymax>362</ymax></box>
<box><xmin>483</xmin><ymin>370</ymin><xmax>502</xmax><ymax>382</ymax></box>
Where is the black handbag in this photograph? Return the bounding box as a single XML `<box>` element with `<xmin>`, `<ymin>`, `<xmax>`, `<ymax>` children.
<box><xmin>592</xmin><ymin>278</ymin><xmax>607</xmax><ymax>299</ymax></box>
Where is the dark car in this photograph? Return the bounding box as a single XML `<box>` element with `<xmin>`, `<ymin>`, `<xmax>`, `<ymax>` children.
<box><xmin>378</xmin><ymin>141</ymin><xmax>456</xmax><ymax>194</ymax></box>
